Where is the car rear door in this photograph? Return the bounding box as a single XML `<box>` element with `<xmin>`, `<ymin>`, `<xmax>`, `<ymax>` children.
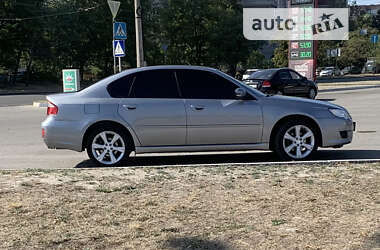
<box><xmin>176</xmin><ymin>69</ymin><xmax>263</xmax><ymax>145</ymax></box>
<box><xmin>116</xmin><ymin>70</ymin><xmax>186</xmax><ymax>146</ymax></box>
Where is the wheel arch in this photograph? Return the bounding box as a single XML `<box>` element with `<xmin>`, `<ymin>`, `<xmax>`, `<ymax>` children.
<box><xmin>82</xmin><ymin>120</ymin><xmax>136</xmax><ymax>151</ymax></box>
<box><xmin>269</xmin><ymin>115</ymin><xmax>323</xmax><ymax>151</ymax></box>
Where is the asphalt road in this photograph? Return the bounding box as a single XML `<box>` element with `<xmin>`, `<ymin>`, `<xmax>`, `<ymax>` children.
<box><xmin>0</xmin><ymin>94</ymin><xmax>46</xmax><ymax>107</ymax></box>
<box><xmin>0</xmin><ymin>88</ymin><xmax>379</xmax><ymax>170</ymax></box>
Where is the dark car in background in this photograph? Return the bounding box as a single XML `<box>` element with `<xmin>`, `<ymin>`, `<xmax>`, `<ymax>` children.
<box><xmin>245</xmin><ymin>68</ymin><xmax>318</xmax><ymax>99</ymax></box>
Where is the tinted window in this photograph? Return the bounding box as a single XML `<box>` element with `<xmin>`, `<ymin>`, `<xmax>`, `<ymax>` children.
<box><xmin>107</xmin><ymin>75</ymin><xmax>133</xmax><ymax>98</ymax></box>
<box><xmin>177</xmin><ymin>70</ymin><xmax>238</xmax><ymax>99</ymax></box>
<box><xmin>279</xmin><ymin>71</ymin><xmax>292</xmax><ymax>80</ymax></box>
<box><xmin>289</xmin><ymin>71</ymin><xmax>301</xmax><ymax>80</ymax></box>
<box><xmin>129</xmin><ymin>70</ymin><xmax>179</xmax><ymax>98</ymax></box>
<box><xmin>249</xmin><ymin>69</ymin><xmax>277</xmax><ymax>80</ymax></box>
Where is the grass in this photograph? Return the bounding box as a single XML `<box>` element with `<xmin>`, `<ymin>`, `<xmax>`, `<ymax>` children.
<box><xmin>0</xmin><ymin>163</ymin><xmax>380</xmax><ymax>249</ymax></box>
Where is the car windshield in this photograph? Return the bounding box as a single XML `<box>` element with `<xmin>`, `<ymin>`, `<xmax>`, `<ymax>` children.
<box><xmin>249</xmin><ymin>69</ymin><xmax>277</xmax><ymax>80</ymax></box>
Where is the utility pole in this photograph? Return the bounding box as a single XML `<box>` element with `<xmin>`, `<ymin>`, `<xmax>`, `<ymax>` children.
<box><xmin>134</xmin><ymin>0</ymin><xmax>144</xmax><ymax>67</ymax></box>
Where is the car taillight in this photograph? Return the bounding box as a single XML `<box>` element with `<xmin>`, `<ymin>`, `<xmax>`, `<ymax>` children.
<box><xmin>47</xmin><ymin>101</ymin><xmax>58</xmax><ymax>116</ymax></box>
<box><xmin>262</xmin><ymin>80</ymin><xmax>271</xmax><ymax>87</ymax></box>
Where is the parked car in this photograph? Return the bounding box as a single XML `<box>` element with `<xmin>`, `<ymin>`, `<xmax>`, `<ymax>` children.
<box><xmin>320</xmin><ymin>67</ymin><xmax>341</xmax><ymax>77</ymax></box>
<box><xmin>246</xmin><ymin>68</ymin><xmax>318</xmax><ymax>99</ymax></box>
<box><xmin>340</xmin><ymin>66</ymin><xmax>362</xmax><ymax>75</ymax></box>
<box><xmin>363</xmin><ymin>59</ymin><xmax>380</xmax><ymax>73</ymax></box>
<box><xmin>242</xmin><ymin>69</ymin><xmax>260</xmax><ymax>81</ymax></box>
<box><xmin>316</xmin><ymin>67</ymin><xmax>323</xmax><ymax>77</ymax></box>
<box><xmin>42</xmin><ymin>66</ymin><xmax>354</xmax><ymax>166</ymax></box>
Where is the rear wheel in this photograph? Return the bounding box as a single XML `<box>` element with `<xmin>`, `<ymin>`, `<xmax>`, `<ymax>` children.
<box><xmin>308</xmin><ymin>88</ymin><xmax>317</xmax><ymax>99</ymax></box>
<box><xmin>273</xmin><ymin>120</ymin><xmax>318</xmax><ymax>161</ymax></box>
<box><xmin>86</xmin><ymin>126</ymin><xmax>132</xmax><ymax>166</ymax></box>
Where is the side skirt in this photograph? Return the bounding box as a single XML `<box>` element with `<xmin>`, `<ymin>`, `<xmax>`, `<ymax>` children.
<box><xmin>135</xmin><ymin>143</ymin><xmax>270</xmax><ymax>154</ymax></box>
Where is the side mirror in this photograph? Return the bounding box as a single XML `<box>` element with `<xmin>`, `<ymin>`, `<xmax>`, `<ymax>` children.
<box><xmin>235</xmin><ymin>88</ymin><xmax>247</xmax><ymax>99</ymax></box>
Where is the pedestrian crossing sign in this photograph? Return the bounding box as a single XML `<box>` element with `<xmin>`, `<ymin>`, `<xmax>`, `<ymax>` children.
<box><xmin>113</xmin><ymin>40</ymin><xmax>125</xmax><ymax>57</ymax></box>
<box><xmin>114</xmin><ymin>22</ymin><xmax>127</xmax><ymax>40</ymax></box>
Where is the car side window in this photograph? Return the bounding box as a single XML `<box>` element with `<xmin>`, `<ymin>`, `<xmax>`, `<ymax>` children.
<box><xmin>279</xmin><ymin>71</ymin><xmax>292</xmax><ymax>80</ymax></box>
<box><xmin>177</xmin><ymin>69</ymin><xmax>238</xmax><ymax>99</ymax></box>
<box><xmin>289</xmin><ymin>71</ymin><xmax>302</xmax><ymax>80</ymax></box>
<box><xmin>107</xmin><ymin>75</ymin><xmax>134</xmax><ymax>98</ymax></box>
<box><xmin>129</xmin><ymin>70</ymin><xmax>180</xmax><ymax>98</ymax></box>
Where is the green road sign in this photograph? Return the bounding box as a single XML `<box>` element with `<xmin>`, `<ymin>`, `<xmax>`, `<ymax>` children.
<box><xmin>62</xmin><ymin>69</ymin><xmax>80</xmax><ymax>92</ymax></box>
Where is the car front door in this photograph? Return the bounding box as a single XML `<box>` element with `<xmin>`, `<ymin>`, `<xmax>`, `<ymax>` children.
<box><xmin>289</xmin><ymin>70</ymin><xmax>308</xmax><ymax>95</ymax></box>
<box><xmin>277</xmin><ymin>70</ymin><xmax>296</xmax><ymax>95</ymax></box>
<box><xmin>115</xmin><ymin>70</ymin><xmax>186</xmax><ymax>146</ymax></box>
<box><xmin>176</xmin><ymin>69</ymin><xmax>263</xmax><ymax>145</ymax></box>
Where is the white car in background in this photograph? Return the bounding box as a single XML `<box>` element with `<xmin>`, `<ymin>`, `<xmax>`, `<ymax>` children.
<box><xmin>242</xmin><ymin>69</ymin><xmax>260</xmax><ymax>80</ymax></box>
<box><xmin>320</xmin><ymin>67</ymin><xmax>341</xmax><ymax>77</ymax></box>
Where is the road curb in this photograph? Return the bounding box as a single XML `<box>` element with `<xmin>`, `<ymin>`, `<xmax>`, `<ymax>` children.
<box><xmin>122</xmin><ymin>158</ymin><xmax>380</xmax><ymax>169</ymax></box>
<box><xmin>1</xmin><ymin>159</ymin><xmax>379</xmax><ymax>171</ymax></box>
<box><xmin>320</xmin><ymin>85</ymin><xmax>380</xmax><ymax>93</ymax></box>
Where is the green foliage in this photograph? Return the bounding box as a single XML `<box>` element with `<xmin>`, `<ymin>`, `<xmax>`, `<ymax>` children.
<box><xmin>1</xmin><ymin>0</ymin><xmax>261</xmax><ymax>82</ymax></box>
<box><xmin>338</xmin><ymin>31</ymin><xmax>373</xmax><ymax>68</ymax></box>
<box><xmin>246</xmin><ymin>50</ymin><xmax>272</xmax><ymax>69</ymax></box>
<box><xmin>272</xmin><ymin>41</ymin><xmax>288</xmax><ymax>68</ymax></box>
<box><xmin>1</xmin><ymin>0</ymin><xmax>379</xmax><ymax>84</ymax></box>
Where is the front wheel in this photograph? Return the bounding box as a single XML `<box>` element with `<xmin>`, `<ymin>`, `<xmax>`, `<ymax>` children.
<box><xmin>86</xmin><ymin>126</ymin><xmax>131</xmax><ymax>167</ymax></box>
<box><xmin>273</xmin><ymin>121</ymin><xmax>318</xmax><ymax>161</ymax></box>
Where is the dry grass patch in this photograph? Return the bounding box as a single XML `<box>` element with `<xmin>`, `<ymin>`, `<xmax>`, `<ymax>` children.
<box><xmin>0</xmin><ymin>163</ymin><xmax>379</xmax><ymax>249</ymax></box>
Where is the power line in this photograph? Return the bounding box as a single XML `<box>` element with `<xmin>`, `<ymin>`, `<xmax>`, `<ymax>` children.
<box><xmin>0</xmin><ymin>4</ymin><xmax>104</xmax><ymax>22</ymax></box>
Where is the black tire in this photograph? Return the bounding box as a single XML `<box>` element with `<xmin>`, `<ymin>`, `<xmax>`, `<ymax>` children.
<box><xmin>86</xmin><ymin>125</ymin><xmax>132</xmax><ymax>167</ymax></box>
<box><xmin>273</xmin><ymin>120</ymin><xmax>319</xmax><ymax>161</ymax></box>
<box><xmin>307</xmin><ymin>88</ymin><xmax>317</xmax><ymax>99</ymax></box>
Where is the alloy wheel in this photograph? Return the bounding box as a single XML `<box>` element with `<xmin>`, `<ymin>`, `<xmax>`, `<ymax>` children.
<box><xmin>282</xmin><ymin>125</ymin><xmax>315</xmax><ymax>160</ymax></box>
<box><xmin>91</xmin><ymin>131</ymin><xmax>126</xmax><ymax>165</ymax></box>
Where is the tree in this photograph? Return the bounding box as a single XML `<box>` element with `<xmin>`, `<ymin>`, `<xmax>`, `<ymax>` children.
<box><xmin>272</xmin><ymin>41</ymin><xmax>288</xmax><ymax>68</ymax></box>
<box><xmin>158</xmin><ymin>0</ymin><xmax>260</xmax><ymax>74</ymax></box>
<box><xmin>246</xmin><ymin>50</ymin><xmax>266</xmax><ymax>69</ymax></box>
<box><xmin>338</xmin><ymin>31</ymin><xmax>372</xmax><ymax>68</ymax></box>
<box><xmin>0</xmin><ymin>0</ymin><xmax>46</xmax><ymax>85</ymax></box>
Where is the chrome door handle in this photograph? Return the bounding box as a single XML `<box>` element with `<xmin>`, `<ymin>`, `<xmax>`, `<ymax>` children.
<box><xmin>123</xmin><ymin>104</ymin><xmax>137</xmax><ymax>110</ymax></box>
<box><xmin>190</xmin><ymin>105</ymin><xmax>205</xmax><ymax>111</ymax></box>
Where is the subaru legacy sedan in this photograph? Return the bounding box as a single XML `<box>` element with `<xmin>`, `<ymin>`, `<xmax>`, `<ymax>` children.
<box><xmin>42</xmin><ymin>66</ymin><xmax>355</xmax><ymax>166</ymax></box>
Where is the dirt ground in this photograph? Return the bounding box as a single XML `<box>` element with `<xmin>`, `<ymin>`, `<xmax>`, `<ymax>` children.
<box><xmin>0</xmin><ymin>163</ymin><xmax>379</xmax><ymax>250</ymax></box>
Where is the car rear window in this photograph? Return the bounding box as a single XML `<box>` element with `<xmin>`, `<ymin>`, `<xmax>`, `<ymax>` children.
<box><xmin>249</xmin><ymin>69</ymin><xmax>277</xmax><ymax>80</ymax></box>
<box><xmin>107</xmin><ymin>75</ymin><xmax>134</xmax><ymax>98</ymax></box>
<box><xmin>129</xmin><ymin>70</ymin><xmax>180</xmax><ymax>99</ymax></box>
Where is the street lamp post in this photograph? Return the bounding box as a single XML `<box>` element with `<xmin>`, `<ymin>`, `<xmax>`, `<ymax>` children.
<box><xmin>135</xmin><ymin>0</ymin><xmax>144</xmax><ymax>67</ymax></box>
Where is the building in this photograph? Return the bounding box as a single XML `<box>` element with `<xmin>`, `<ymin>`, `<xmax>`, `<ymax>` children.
<box><xmin>241</xmin><ymin>0</ymin><xmax>347</xmax><ymax>8</ymax></box>
<box><xmin>358</xmin><ymin>4</ymin><xmax>380</xmax><ymax>16</ymax></box>
<box><xmin>240</xmin><ymin>0</ymin><xmax>287</xmax><ymax>8</ymax></box>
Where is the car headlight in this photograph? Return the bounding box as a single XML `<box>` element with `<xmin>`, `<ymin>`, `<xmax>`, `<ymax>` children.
<box><xmin>329</xmin><ymin>109</ymin><xmax>351</xmax><ymax>120</ymax></box>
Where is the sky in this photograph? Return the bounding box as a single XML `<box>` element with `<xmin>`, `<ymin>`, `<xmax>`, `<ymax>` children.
<box><xmin>355</xmin><ymin>0</ymin><xmax>380</xmax><ymax>5</ymax></box>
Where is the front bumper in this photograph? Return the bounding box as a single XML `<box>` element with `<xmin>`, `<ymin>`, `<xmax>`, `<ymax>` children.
<box><xmin>319</xmin><ymin>118</ymin><xmax>355</xmax><ymax>148</ymax></box>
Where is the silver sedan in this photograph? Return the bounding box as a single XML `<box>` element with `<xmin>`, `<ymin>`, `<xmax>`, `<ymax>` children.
<box><xmin>41</xmin><ymin>66</ymin><xmax>355</xmax><ymax>166</ymax></box>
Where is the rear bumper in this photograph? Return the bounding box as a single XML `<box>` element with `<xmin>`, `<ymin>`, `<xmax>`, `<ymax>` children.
<box><xmin>41</xmin><ymin>116</ymin><xmax>84</xmax><ymax>152</ymax></box>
